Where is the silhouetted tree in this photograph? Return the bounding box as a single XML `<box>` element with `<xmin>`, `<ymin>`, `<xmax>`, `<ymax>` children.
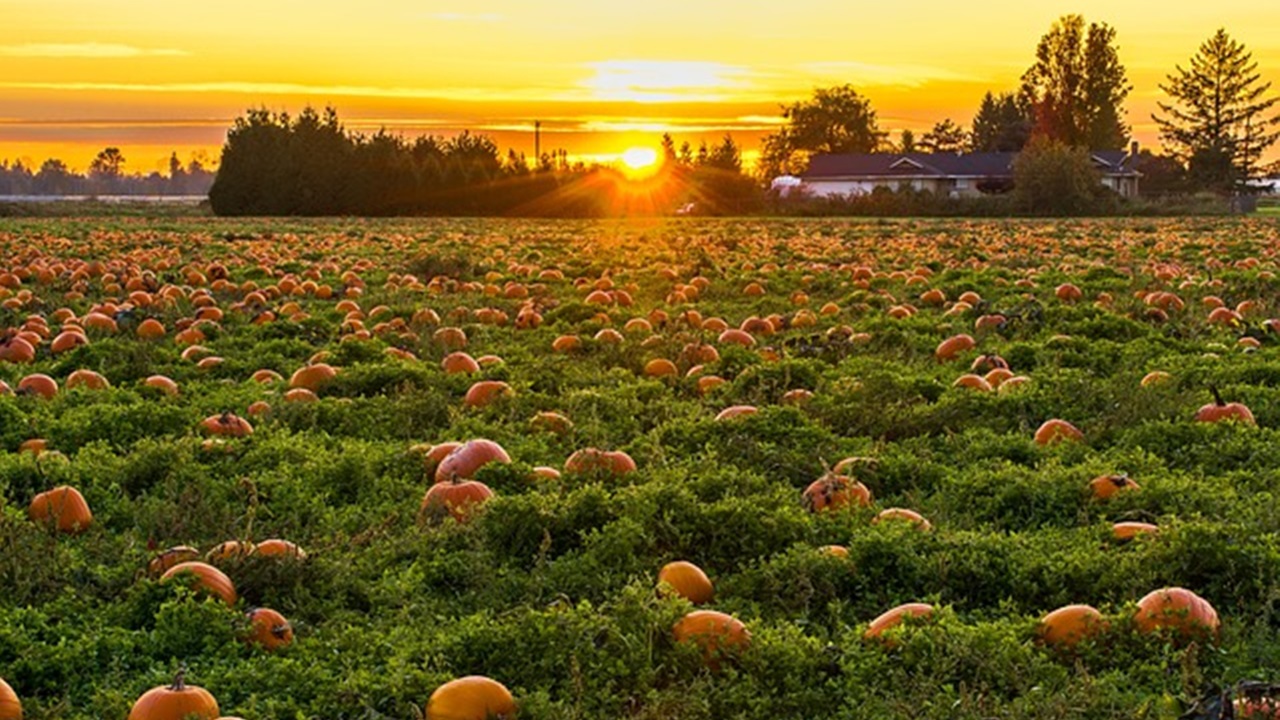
<box><xmin>759</xmin><ymin>85</ymin><xmax>886</xmax><ymax>178</ymax></box>
<box><xmin>1019</xmin><ymin>14</ymin><xmax>1130</xmax><ymax>149</ymax></box>
<box><xmin>1154</xmin><ymin>28</ymin><xmax>1280</xmax><ymax>192</ymax></box>
<box><xmin>898</xmin><ymin>130</ymin><xmax>917</xmax><ymax>153</ymax></box>
<box><xmin>920</xmin><ymin>119</ymin><xmax>969</xmax><ymax>153</ymax></box>
<box><xmin>971</xmin><ymin>92</ymin><xmax>1034</xmax><ymax>152</ymax></box>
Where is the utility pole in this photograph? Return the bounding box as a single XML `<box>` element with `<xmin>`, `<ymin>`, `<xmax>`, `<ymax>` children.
<box><xmin>534</xmin><ymin>121</ymin><xmax>541</xmax><ymax>169</ymax></box>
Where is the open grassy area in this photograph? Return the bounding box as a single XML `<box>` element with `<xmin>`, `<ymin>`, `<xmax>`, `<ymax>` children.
<box><xmin>3</xmin><ymin>216</ymin><xmax>1280</xmax><ymax>719</ymax></box>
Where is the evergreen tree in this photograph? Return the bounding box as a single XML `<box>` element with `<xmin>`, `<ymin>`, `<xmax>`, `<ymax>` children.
<box><xmin>1153</xmin><ymin>28</ymin><xmax>1280</xmax><ymax>192</ymax></box>
<box><xmin>919</xmin><ymin>119</ymin><xmax>969</xmax><ymax>153</ymax></box>
<box><xmin>971</xmin><ymin>92</ymin><xmax>1033</xmax><ymax>152</ymax></box>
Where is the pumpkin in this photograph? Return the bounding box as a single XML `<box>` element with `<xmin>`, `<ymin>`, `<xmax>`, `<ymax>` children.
<box><xmin>1034</xmin><ymin>419</ymin><xmax>1083</xmax><ymax>445</ymax></box>
<box><xmin>864</xmin><ymin>603</ymin><xmax>934</xmax><ymax>642</ymax></box>
<box><xmin>161</xmin><ymin>562</ymin><xmax>238</xmax><ymax>606</ymax></box>
<box><xmin>643</xmin><ymin>358</ymin><xmax>678</xmax><ymax>377</ymax></box>
<box><xmin>127</xmin><ymin>669</ymin><xmax>219</xmax><ymax>720</ymax></box>
<box><xmin>934</xmin><ymin>334</ymin><xmax>975</xmax><ymax>362</ymax></box>
<box><xmin>530</xmin><ymin>411</ymin><xmax>573</xmax><ymax>434</ymax></box>
<box><xmin>0</xmin><ymin>335</ymin><xmax>36</xmax><ymax>363</ymax></box>
<box><xmin>1089</xmin><ymin>474</ymin><xmax>1140</xmax><ymax>500</ymax></box>
<box><xmin>970</xmin><ymin>354</ymin><xmax>1009</xmax><ymax>374</ymax></box>
<box><xmin>425</xmin><ymin>676</ymin><xmax>516</xmax><ymax>720</ymax></box>
<box><xmin>288</xmin><ymin>362</ymin><xmax>337</xmax><ymax>391</ymax></box>
<box><xmin>440</xmin><ymin>352</ymin><xmax>481</xmax><ymax>374</ymax></box>
<box><xmin>781</xmin><ymin>388</ymin><xmax>814</xmax><ymax>405</ymax></box>
<box><xmin>29</xmin><ymin>486</ymin><xmax>92</xmax><ymax>533</ymax></box>
<box><xmin>1195</xmin><ymin>386</ymin><xmax>1256</xmax><ymax>425</ymax></box>
<box><xmin>420</xmin><ymin>479</ymin><xmax>495</xmax><ymax>524</ymax></box>
<box><xmin>246</xmin><ymin>608</ymin><xmax>294</xmax><ymax>651</ymax></box>
<box><xmin>148</xmin><ymin>546</ymin><xmax>201</xmax><ymax>577</ymax></box>
<box><xmin>1140</xmin><ymin>370</ymin><xmax>1171</xmax><ymax>387</ymax></box>
<box><xmin>0</xmin><ymin>677</ymin><xmax>21</xmax><ymax>720</ymax></box>
<box><xmin>16</xmin><ymin>374</ymin><xmax>57</xmax><ymax>400</ymax></box>
<box><xmin>1113</xmin><ymin>521</ymin><xmax>1159</xmax><ymax>540</ymax></box>
<box><xmin>251</xmin><ymin>539</ymin><xmax>306</xmax><ymax>560</ymax></box>
<box><xmin>802</xmin><ymin>473</ymin><xmax>872</xmax><ymax>512</ymax></box>
<box><xmin>418</xmin><ymin>441</ymin><xmax>464</xmax><ymax>475</ymax></box>
<box><xmin>1134</xmin><ymin>587</ymin><xmax>1219</xmax><ymax>642</ymax></box>
<box><xmin>435</xmin><ymin>439</ymin><xmax>511</xmax><ymax>483</ymax></box>
<box><xmin>1054</xmin><ymin>283</ymin><xmax>1083</xmax><ymax>302</ymax></box>
<box><xmin>463</xmin><ymin>380</ymin><xmax>513</xmax><ymax>408</ymax></box>
<box><xmin>142</xmin><ymin>375</ymin><xmax>180</xmax><ymax>396</ymax></box>
<box><xmin>657</xmin><ymin>561</ymin><xmax>714</xmax><ymax>604</ymax></box>
<box><xmin>672</xmin><ymin>610</ymin><xmax>750</xmax><ymax>668</ymax></box>
<box><xmin>1038</xmin><ymin>604</ymin><xmax>1105</xmax><ymax>648</ymax></box>
<box><xmin>564</xmin><ymin>448</ymin><xmax>636</xmax><ymax>477</ymax></box>
<box><xmin>714</xmin><ymin>405</ymin><xmax>758</xmax><ymax>421</ymax></box>
<box><xmin>206</xmin><ymin>541</ymin><xmax>254</xmax><ymax>564</ymax></box>
<box><xmin>200</xmin><ymin>413</ymin><xmax>254</xmax><ymax>438</ymax></box>
<box><xmin>818</xmin><ymin>545</ymin><xmax>850</xmax><ymax>558</ymax></box>
<box><xmin>952</xmin><ymin>374</ymin><xmax>993</xmax><ymax>392</ymax></box>
<box><xmin>874</xmin><ymin>508</ymin><xmax>932</xmax><ymax>530</ymax></box>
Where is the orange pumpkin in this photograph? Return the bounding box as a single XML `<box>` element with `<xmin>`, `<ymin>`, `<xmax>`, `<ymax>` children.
<box><xmin>564</xmin><ymin>448</ymin><xmax>636</xmax><ymax>477</ymax></box>
<box><xmin>1038</xmin><ymin>604</ymin><xmax>1105</xmax><ymax>648</ymax></box>
<box><xmin>530</xmin><ymin>411</ymin><xmax>573</xmax><ymax>434</ymax></box>
<box><xmin>1195</xmin><ymin>387</ymin><xmax>1256</xmax><ymax>425</ymax></box>
<box><xmin>420</xmin><ymin>479</ymin><xmax>495</xmax><ymax>524</ymax></box>
<box><xmin>251</xmin><ymin>539</ymin><xmax>306</xmax><ymax>560</ymax></box>
<box><xmin>200</xmin><ymin>413</ymin><xmax>253</xmax><ymax>438</ymax></box>
<box><xmin>657</xmin><ymin>561</ymin><xmax>714</xmax><ymax>604</ymax></box>
<box><xmin>127</xmin><ymin>669</ymin><xmax>220</xmax><ymax>720</ymax></box>
<box><xmin>65</xmin><ymin>369</ymin><xmax>109</xmax><ymax>391</ymax></box>
<box><xmin>714</xmin><ymin>405</ymin><xmax>758</xmax><ymax>421</ymax></box>
<box><xmin>874</xmin><ymin>508</ymin><xmax>932</xmax><ymax>530</ymax></box>
<box><xmin>463</xmin><ymin>380</ymin><xmax>513</xmax><ymax>408</ymax></box>
<box><xmin>0</xmin><ymin>677</ymin><xmax>19</xmax><ymax>720</ymax></box>
<box><xmin>672</xmin><ymin>610</ymin><xmax>750</xmax><ymax>668</ymax></box>
<box><xmin>1089</xmin><ymin>474</ymin><xmax>1140</xmax><ymax>500</ymax></box>
<box><xmin>161</xmin><ymin>562</ymin><xmax>238</xmax><ymax>606</ymax></box>
<box><xmin>246</xmin><ymin>608</ymin><xmax>294</xmax><ymax>651</ymax></box>
<box><xmin>142</xmin><ymin>375</ymin><xmax>180</xmax><ymax>397</ymax></box>
<box><xmin>1112</xmin><ymin>521</ymin><xmax>1159</xmax><ymax>540</ymax></box>
<box><xmin>29</xmin><ymin>486</ymin><xmax>93</xmax><ymax>534</ymax></box>
<box><xmin>205</xmin><ymin>541</ymin><xmax>254</xmax><ymax>564</ymax></box>
<box><xmin>1134</xmin><ymin>587</ymin><xmax>1219</xmax><ymax>642</ymax></box>
<box><xmin>864</xmin><ymin>603</ymin><xmax>934</xmax><ymax>642</ymax></box>
<box><xmin>1034</xmin><ymin>419</ymin><xmax>1083</xmax><ymax>446</ymax></box>
<box><xmin>434</xmin><ymin>439</ymin><xmax>511</xmax><ymax>483</ymax></box>
<box><xmin>440</xmin><ymin>352</ymin><xmax>481</xmax><ymax>374</ymax></box>
<box><xmin>935</xmin><ymin>334</ymin><xmax>976</xmax><ymax>362</ymax></box>
<box><xmin>16</xmin><ymin>374</ymin><xmax>57</xmax><ymax>400</ymax></box>
<box><xmin>289</xmin><ymin>363</ymin><xmax>337</xmax><ymax>391</ymax></box>
<box><xmin>147</xmin><ymin>546</ymin><xmax>201</xmax><ymax>577</ymax></box>
<box><xmin>425</xmin><ymin>676</ymin><xmax>516</xmax><ymax>720</ymax></box>
<box><xmin>802</xmin><ymin>473</ymin><xmax>872</xmax><ymax>512</ymax></box>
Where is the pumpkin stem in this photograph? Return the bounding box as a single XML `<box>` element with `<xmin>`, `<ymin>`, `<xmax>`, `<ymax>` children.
<box><xmin>171</xmin><ymin>665</ymin><xmax>187</xmax><ymax>691</ymax></box>
<box><xmin>1209</xmin><ymin>384</ymin><xmax>1225</xmax><ymax>407</ymax></box>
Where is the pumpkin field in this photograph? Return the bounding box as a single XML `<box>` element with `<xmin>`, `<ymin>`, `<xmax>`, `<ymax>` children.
<box><xmin>5</xmin><ymin>215</ymin><xmax>1280</xmax><ymax>719</ymax></box>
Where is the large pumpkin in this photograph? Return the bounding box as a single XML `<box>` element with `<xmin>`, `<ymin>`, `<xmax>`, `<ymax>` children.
<box><xmin>434</xmin><ymin>439</ymin><xmax>511</xmax><ymax>483</ymax></box>
<box><xmin>29</xmin><ymin>486</ymin><xmax>93</xmax><ymax>534</ymax></box>
<box><xmin>0</xmin><ymin>678</ymin><xmax>20</xmax><ymax>720</ymax></box>
<box><xmin>425</xmin><ymin>676</ymin><xmax>516</xmax><ymax>720</ymax></box>
<box><xmin>161</xmin><ymin>562</ymin><xmax>238</xmax><ymax>606</ymax></box>
<box><xmin>564</xmin><ymin>448</ymin><xmax>636</xmax><ymax>477</ymax></box>
<box><xmin>672</xmin><ymin>610</ymin><xmax>750</xmax><ymax>668</ymax></box>
<box><xmin>1034</xmin><ymin>419</ymin><xmax>1083</xmax><ymax>445</ymax></box>
<box><xmin>200</xmin><ymin>413</ymin><xmax>254</xmax><ymax>438</ymax></box>
<box><xmin>127</xmin><ymin>669</ymin><xmax>220</xmax><ymax>720</ymax></box>
<box><xmin>288</xmin><ymin>362</ymin><xmax>337</xmax><ymax>391</ymax></box>
<box><xmin>1195</xmin><ymin>387</ymin><xmax>1256</xmax><ymax>425</ymax></box>
<box><xmin>657</xmin><ymin>561</ymin><xmax>714</xmax><ymax>604</ymax></box>
<box><xmin>1134</xmin><ymin>587</ymin><xmax>1219</xmax><ymax>642</ymax></box>
<box><xmin>1038</xmin><ymin>604</ymin><xmax>1105</xmax><ymax>648</ymax></box>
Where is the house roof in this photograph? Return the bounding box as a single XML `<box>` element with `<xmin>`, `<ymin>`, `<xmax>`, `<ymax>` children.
<box><xmin>802</xmin><ymin>150</ymin><xmax>1139</xmax><ymax>180</ymax></box>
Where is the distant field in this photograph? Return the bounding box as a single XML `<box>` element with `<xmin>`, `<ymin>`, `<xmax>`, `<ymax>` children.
<box><xmin>3</xmin><ymin>216</ymin><xmax>1280</xmax><ymax>719</ymax></box>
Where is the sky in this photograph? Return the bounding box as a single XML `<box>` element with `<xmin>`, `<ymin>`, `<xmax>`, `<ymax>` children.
<box><xmin>2</xmin><ymin>0</ymin><xmax>1279</xmax><ymax>173</ymax></box>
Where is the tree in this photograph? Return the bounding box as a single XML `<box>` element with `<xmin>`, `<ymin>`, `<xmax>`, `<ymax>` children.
<box><xmin>919</xmin><ymin>119</ymin><xmax>969</xmax><ymax>153</ymax></box>
<box><xmin>1133</xmin><ymin>150</ymin><xmax>1190</xmax><ymax>197</ymax></box>
<box><xmin>89</xmin><ymin>147</ymin><xmax>125</xmax><ymax>180</ymax></box>
<box><xmin>1019</xmin><ymin>14</ymin><xmax>1131</xmax><ymax>149</ymax></box>
<box><xmin>971</xmin><ymin>92</ymin><xmax>1034</xmax><ymax>152</ymax></box>
<box><xmin>898</xmin><ymin>129</ymin><xmax>917</xmax><ymax>154</ymax></box>
<box><xmin>1153</xmin><ymin>28</ymin><xmax>1280</xmax><ymax>192</ymax></box>
<box><xmin>35</xmin><ymin>158</ymin><xmax>74</xmax><ymax>195</ymax></box>
<box><xmin>759</xmin><ymin>85</ymin><xmax>887</xmax><ymax>178</ymax></box>
<box><xmin>1012</xmin><ymin>136</ymin><xmax>1109</xmax><ymax>215</ymax></box>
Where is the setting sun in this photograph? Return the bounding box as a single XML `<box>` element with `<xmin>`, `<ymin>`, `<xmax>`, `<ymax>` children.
<box><xmin>621</xmin><ymin>147</ymin><xmax>660</xmax><ymax>177</ymax></box>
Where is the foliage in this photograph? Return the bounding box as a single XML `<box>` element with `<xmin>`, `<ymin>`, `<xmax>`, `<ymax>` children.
<box><xmin>971</xmin><ymin>92</ymin><xmax>1034</xmax><ymax>153</ymax></box>
<box><xmin>1019</xmin><ymin>14</ymin><xmax>1131</xmax><ymax>150</ymax></box>
<box><xmin>759</xmin><ymin>85</ymin><xmax>888</xmax><ymax>179</ymax></box>
<box><xmin>1012</xmin><ymin>137</ymin><xmax>1114</xmax><ymax>215</ymax></box>
<box><xmin>1153</xmin><ymin>28</ymin><xmax>1280</xmax><ymax>193</ymax></box>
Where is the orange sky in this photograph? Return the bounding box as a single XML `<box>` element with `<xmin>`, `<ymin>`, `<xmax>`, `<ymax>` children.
<box><xmin>2</xmin><ymin>1</ymin><xmax>1279</xmax><ymax>173</ymax></box>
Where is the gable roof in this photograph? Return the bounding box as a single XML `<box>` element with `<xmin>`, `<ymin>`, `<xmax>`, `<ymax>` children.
<box><xmin>803</xmin><ymin>150</ymin><xmax>1138</xmax><ymax>180</ymax></box>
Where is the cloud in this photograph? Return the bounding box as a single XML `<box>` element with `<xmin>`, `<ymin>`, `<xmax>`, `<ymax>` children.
<box><xmin>792</xmin><ymin>61</ymin><xmax>985</xmax><ymax>88</ymax></box>
<box><xmin>0</xmin><ymin>43</ymin><xmax>188</xmax><ymax>58</ymax></box>
<box><xmin>580</xmin><ymin>60</ymin><xmax>756</xmax><ymax>103</ymax></box>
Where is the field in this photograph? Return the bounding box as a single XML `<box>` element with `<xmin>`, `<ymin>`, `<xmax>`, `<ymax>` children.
<box><xmin>4</xmin><ymin>216</ymin><xmax>1280</xmax><ymax>719</ymax></box>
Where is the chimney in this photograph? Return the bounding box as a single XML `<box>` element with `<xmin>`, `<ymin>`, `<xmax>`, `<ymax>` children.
<box><xmin>1130</xmin><ymin>140</ymin><xmax>1139</xmax><ymax>158</ymax></box>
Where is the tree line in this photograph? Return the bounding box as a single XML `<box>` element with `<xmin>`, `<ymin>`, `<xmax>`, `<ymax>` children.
<box><xmin>0</xmin><ymin>150</ymin><xmax>215</xmax><ymax>197</ymax></box>
<box><xmin>759</xmin><ymin>18</ymin><xmax>1279</xmax><ymax>198</ymax></box>
<box><xmin>207</xmin><ymin>107</ymin><xmax>759</xmax><ymax>216</ymax></box>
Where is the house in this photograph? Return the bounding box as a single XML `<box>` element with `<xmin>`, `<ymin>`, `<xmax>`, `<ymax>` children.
<box><xmin>799</xmin><ymin>147</ymin><xmax>1141</xmax><ymax>199</ymax></box>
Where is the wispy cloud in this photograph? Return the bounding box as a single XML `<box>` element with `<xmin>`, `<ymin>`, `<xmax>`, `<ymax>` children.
<box><xmin>0</xmin><ymin>43</ymin><xmax>188</xmax><ymax>58</ymax></box>
<box><xmin>792</xmin><ymin>61</ymin><xmax>985</xmax><ymax>88</ymax></box>
<box><xmin>581</xmin><ymin>60</ymin><xmax>755</xmax><ymax>103</ymax></box>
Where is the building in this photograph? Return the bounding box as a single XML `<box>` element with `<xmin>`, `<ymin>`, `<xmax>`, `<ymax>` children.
<box><xmin>799</xmin><ymin>147</ymin><xmax>1141</xmax><ymax>199</ymax></box>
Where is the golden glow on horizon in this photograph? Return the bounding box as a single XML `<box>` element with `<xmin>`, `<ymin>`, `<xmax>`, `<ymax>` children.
<box><xmin>621</xmin><ymin>147</ymin><xmax>660</xmax><ymax>175</ymax></box>
<box><xmin>1</xmin><ymin>1</ymin><xmax>1279</xmax><ymax>168</ymax></box>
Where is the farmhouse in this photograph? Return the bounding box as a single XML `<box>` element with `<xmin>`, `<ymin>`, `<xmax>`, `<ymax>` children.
<box><xmin>799</xmin><ymin>147</ymin><xmax>1141</xmax><ymax>199</ymax></box>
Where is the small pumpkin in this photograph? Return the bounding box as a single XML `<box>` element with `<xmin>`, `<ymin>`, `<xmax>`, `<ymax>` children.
<box><xmin>246</xmin><ymin>608</ymin><xmax>294</xmax><ymax>651</ymax></box>
<box><xmin>127</xmin><ymin>669</ymin><xmax>219</xmax><ymax>720</ymax></box>
<box><xmin>564</xmin><ymin>448</ymin><xmax>636</xmax><ymax>477</ymax></box>
<box><xmin>934</xmin><ymin>334</ymin><xmax>975</xmax><ymax>362</ymax></box>
<box><xmin>1113</xmin><ymin>521</ymin><xmax>1159</xmax><ymax>540</ymax></box>
<box><xmin>0</xmin><ymin>677</ymin><xmax>21</xmax><ymax>720</ymax></box>
<box><xmin>434</xmin><ymin>439</ymin><xmax>511</xmax><ymax>483</ymax></box>
<box><xmin>1034</xmin><ymin>419</ymin><xmax>1083</xmax><ymax>446</ymax></box>
<box><xmin>1195</xmin><ymin>386</ymin><xmax>1256</xmax><ymax>425</ymax></box>
<box><xmin>657</xmin><ymin>561</ymin><xmax>714</xmax><ymax>604</ymax></box>
<box><xmin>289</xmin><ymin>362</ymin><xmax>337</xmax><ymax>391</ymax></box>
<box><xmin>672</xmin><ymin>610</ymin><xmax>750</xmax><ymax>668</ymax></box>
<box><xmin>463</xmin><ymin>380</ymin><xmax>513</xmax><ymax>408</ymax></box>
<box><xmin>425</xmin><ymin>676</ymin><xmax>516</xmax><ymax>720</ymax></box>
<box><xmin>874</xmin><ymin>507</ymin><xmax>932</xmax><ymax>531</ymax></box>
<box><xmin>865</xmin><ymin>603</ymin><xmax>934</xmax><ymax>643</ymax></box>
<box><xmin>148</xmin><ymin>546</ymin><xmax>201</xmax><ymax>577</ymax></box>
<box><xmin>200</xmin><ymin>412</ymin><xmax>254</xmax><ymax>438</ymax></box>
<box><xmin>420</xmin><ymin>479</ymin><xmax>495</xmax><ymax>524</ymax></box>
<box><xmin>802</xmin><ymin>473</ymin><xmax>872</xmax><ymax>512</ymax></box>
<box><xmin>161</xmin><ymin>562</ymin><xmax>237</xmax><ymax>606</ymax></box>
<box><xmin>251</xmin><ymin>539</ymin><xmax>306</xmax><ymax>560</ymax></box>
<box><xmin>1089</xmin><ymin>474</ymin><xmax>1140</xmax><ymax>500</ymax></box>
<box><xmin>1038</xmin><ymin>604</ymin><xmax>1105</xmax><ymax>648</ymax></box>
<box><xmin>29</xmin><ymin>486</ymin><xmax>92</xmax><ymax>533</ymax></box>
